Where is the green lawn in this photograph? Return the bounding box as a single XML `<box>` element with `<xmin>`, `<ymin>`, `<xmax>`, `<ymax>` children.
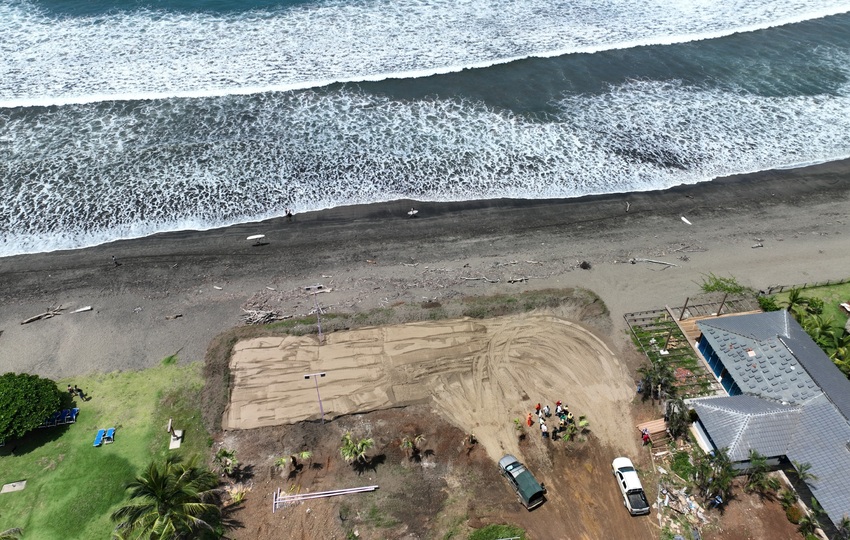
<box><xmin>0</xmin><ymin>362</ymin><xmax>209</xmax><ymax>539</ymax></box>
<box><xmin>772</xmin><ymin>281</ymin><xmax>850</xmax><ymax>334</ymax></box>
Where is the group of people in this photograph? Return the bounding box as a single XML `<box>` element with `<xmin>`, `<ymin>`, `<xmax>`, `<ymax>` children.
<box><xmin>527</xmin><ymin>401</ymin><xmax>575</xmax><ymax>439</ymax></box>
<box><xmin>67</xmin><ymin>384</ymin><xmax>87</xmax><ymax>400</ymax></box>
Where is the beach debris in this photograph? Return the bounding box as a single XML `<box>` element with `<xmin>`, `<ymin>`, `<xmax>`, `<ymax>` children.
<box><xmin>366</xmin><ymin>260</ymin><xmax>377</xmax><ymax>264</ymax></box>
<box><xmin>673</xmin><ymin>245</ymin><xmax>706</xmax><ymax>253</ymax></box>
<box><xmin>407</xmin><ymin>208</ymin><xmax>418</xmax><ymax>217</ymax></box>
<box><xmin>246</xmin><ymin>234</ymin><xmax>266</xmax><ymax>246</ymax></box>
<box><xmin>630</xmin><ymin>258</ymin><xmax>679</xmax><ymax>269</ymax></box>
<box><xmin>681</xmin><ymin>216</ymin><xmax>692</xmax><ymax>225</ymax></box>
<box><xmin>213</xmin><ymin>286</ymin><xmax>223</xmax><ymax>290</ymax></box>
<box><xmin>21</xmin><ymin>305</ymin><xmax>64</xmax><ymax>325</ymax></box>
<box><xmin>165</xmin><ymin>314</ymin><xmax>183</xmax><ymax>320</ymax></box>
<box><xmin>321</xmin><ymin>275</ymin><xmax>333</xmax><ymax>278</ymax></box>
<box><xmin>307</xmin><ymin>288</ymin><xmax>331</xmax><ymax>295</ymax></box>
<box><xmin>170</xmin><ymin>263</ymin><xmax>179</xmax><ymax>269</ymax></box>
<box><xmin>751</xmin><ymin>242</ymin><xmax>764</xmax><ymax>248</ymax></box>
<box><xmin>242</xmin><ymin>309</ymin><xmax>290</xmax><ymax>325</ymax></box>
<box><xmin>461</xmin><ymin>275</ymin><xmax>500</xmax><ymax>284</ymax></box>
<box><xmin>507</xmin><ymin>277</ymin><xmax>528</xmax><ymax>283</ymax></box>
<box><xmin>579</xmin><ymin>261</ymin><xmax>592</xmax><ymax>270</ymax></box>
<box><xmin>402</xmin><ymin>263</ymin><xmax>418</xmax><ymax>267</ymax></box>
<box><xmin>625</xmin><ymin>201</ymin><xmax>631</xmax><ymax>213</ymax></box>
<box><xmin>266</xmin><ymin>286</ymin><xmax>276</xmax><ymax>291</ymax></box>
<box><xmin>133</xmin><ymin>306</ymin><xmax>143</xmax><ymax>313</ymax></box>
<box><xmin>72</xmin><ymin>306</ymin><xmax>92</xmax><ymax>313</ymax></box>
<box><xmin>526</xmin><ymin>260</ymin><xmax>542</xmax><ymax>265</ymax></box>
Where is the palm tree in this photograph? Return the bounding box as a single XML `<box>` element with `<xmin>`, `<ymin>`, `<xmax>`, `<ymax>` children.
<box><xmin>340</xmin><ymin>432</ymin><xmax>374</xmax><ymax>464</ymax></box>
<box><xmin>665</xmin><ymin>397</ymin><xmax>689</xmax><ymax>439</ymax></box>
<box><xmin>213</xmin><ymin>448</ymin><xmax>239</xmax><ymax>478</ymax></box>
<box><xmin>836</xmin><ymin>515</ymin><xmax>850</xmax><ymax>540</ymax></box>
<box><xmin>0</xmin><ymin>528</ymin><xmax>22</xmax><ymax>540</ymax></box>
<box><xmin>792</xmin><ymin>460</ymin><xmax>818</xmax><ymax>484</ymax></box>
<box><xmin>637</xmin><ymin>358</ymin><xmax>676</xmax><ymax>402</ymax></box>
<box><xmin>111</xmin><ymin>455</ymin><xmax>221</xmax><ymax>539</ymax></box>
<box><xmin>745</xmin><ymin>449</ymin><xmax>779</xmax><ymax>495</ymax></box>
<box><xmin>802</xmin><ymin>314</ymin><xmax>835</xmax><ymax>347</ymax></box>
<box><xmin>784</xmin><ymin>288</ymin><xmax>808</xmax><ymax>317</ymax></box>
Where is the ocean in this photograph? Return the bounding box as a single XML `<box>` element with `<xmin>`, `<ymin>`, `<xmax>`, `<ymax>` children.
<box><xmin>1</xmin><ymin>0</ymin><xmax>850</xmax><ymax>257</ymax></box>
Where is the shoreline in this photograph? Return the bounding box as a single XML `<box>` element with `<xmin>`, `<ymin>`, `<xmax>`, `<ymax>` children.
<box><xmin>2</xmin><ymin>158</ymin><xmax>850</xmax><ymax>378</ymax></box>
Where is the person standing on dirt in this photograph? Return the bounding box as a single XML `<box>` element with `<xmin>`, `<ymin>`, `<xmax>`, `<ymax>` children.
<box><xmin>541</xmin><ymin>422</ymin><xmax>548</xmax><ymax>439</ymax></box>
<box><xmin>535</xmin><ymin>403</ymin><xmax>541</xmax><ymax>415</ymax></box>
<box><xmin>526</xmin><ymin>413</ymin><xmax>533</xmax><ymax>427</ymax></box>
<box><xmin>555</xmin><ymin>400</ymin><xmax>563</xmax><ymax>415</ymax></box>
<box><xmin>543</xmin><ymin>404</ymin><xmax>551</xmax><ymax>418</ymax></box>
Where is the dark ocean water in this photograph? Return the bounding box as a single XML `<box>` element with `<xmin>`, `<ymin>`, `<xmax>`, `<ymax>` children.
<box><xmin>1</xmin><ymin>0</ymin><xmax>850</xmax><ymax>256</ymax></box>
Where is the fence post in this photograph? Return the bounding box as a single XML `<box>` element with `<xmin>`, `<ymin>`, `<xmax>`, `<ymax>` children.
<box><xmin>679</xmin><ymin>298</ymin><xmax>690</xmax><ymax>321</ymax></box>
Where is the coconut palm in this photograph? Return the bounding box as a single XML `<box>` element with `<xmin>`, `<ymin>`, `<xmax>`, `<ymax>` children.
<box><xmin>801</xmin><ymin>314</ymin><xmax>835</xmax><ymax>347</ymax></box>
<box><xmin>637</xmin><ymin>358</ymin><xmax>676</xmax><ymax>402</ymax></box>
<box><xmin>745</xmin><ymin>449</ymin><xmax>779</xmax><ymax>495</ymax></box>
<box><xmin>213</xmin><ymin>448</ymin><xmax>239</xmax><ymax>478</ymax></box>
<box><xmin>111</xmin><ymin>455</ymin><xmax>221</xmax><ymax>540</ymax></box>
<box><xmin>665</xmin><ymin>397</ymin><xmax>689</xmax><ymax>439</ymax></box>
<box><xmin>340</xmin><ymin>432</ymin><xmax>374</xmax><ymax>464</ymax></box>
<box><xmin>792</xmin><ymin>460</ymin><xmax>819</xmax><ymax>484</ymax></box>
<box><xmin>784</xmin><ymin>288</ymin><xmax>808</xmax><ymax>317</ymax></box>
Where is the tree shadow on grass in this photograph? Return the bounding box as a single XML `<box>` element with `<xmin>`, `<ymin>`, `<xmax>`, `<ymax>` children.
<box><xmin>0</xmin><ymin>423</ymin><xmax>72</xmax><ymax>457</ymax></box>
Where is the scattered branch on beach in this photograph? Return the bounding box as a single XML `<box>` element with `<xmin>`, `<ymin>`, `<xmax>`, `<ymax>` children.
<box><xmin>307</xmin><ymin>288</ymin><xmax>332</xmax><ymax>296</ymax></box>
<box><xmin>751</xmin><ymin>242</ymin><xmax>764</xmax><ymax>249</ymax></box>
<box><xmin>21</xmin><ymin>305</ymin><xmax>64</xmax><ymax>325</ymax></box>
<box><xmin>525</xmin><ymin>260</ymin><xmax>543</xmax><ymax>265</ymax></box>
<box><xmin>242</xmin><ymin>309</ymin><xmax>290</xmax><ymax>325</ymax></box>
<box><xmin>673</xmin><ymin>245</ymin><xmax>707</xmax><ymax>253</ymax></box>
<box><xmin>72</xmin><ymin>306</ymin><xmax>92</xmax><ymax>314</ymax></box>
<box><xmin>461</xmin><ymin>275</ymin><xmax>500</xmax><ymax>284</ymax></box>
<box><xmin>507</xmin><ymin>277</ymin><xmax>528</xmax><ymax>284</ymax></box>
<box><xmin>495</xmin><ymin>261</ymin><xmax>519</xmax><ymax>267</ymax></box>
<box><xmin>165</xmin><ymin>314</ymin><xmax>183</xmax><ymax>320</ymax></box>
<box><xmin>625</xmin><ymin>201</ymin><xmax>631</xmax><ymax>213</ymax></box>
<box><xmin>629</xmin><ymin>258</ymin><xmax>680</xmax><ymax>268</ymax></box>
<box><xmin>402</xmin><ymin>263</ymin><xmax>419</xmax><ymax>267</ymax></box>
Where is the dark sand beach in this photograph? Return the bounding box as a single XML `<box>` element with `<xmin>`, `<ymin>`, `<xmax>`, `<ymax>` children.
<box><xmin>2</xmin><ymin>160</ymin><xmax>849</xmax><ymax>377</ymax></box>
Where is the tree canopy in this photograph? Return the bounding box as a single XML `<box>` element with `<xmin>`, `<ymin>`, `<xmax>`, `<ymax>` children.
<box><xmin>0</xmin><ymin>372</ymin><xmax>62</xmax><ymax>441</ymax></box>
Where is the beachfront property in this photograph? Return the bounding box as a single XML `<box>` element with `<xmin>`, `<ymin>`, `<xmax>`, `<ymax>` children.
<box><xmin>687</xmin><ymin>310</ymin><xmax>850</xmax><ymax>533</ymax></box>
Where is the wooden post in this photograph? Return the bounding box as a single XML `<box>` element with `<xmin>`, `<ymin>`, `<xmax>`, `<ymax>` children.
<box><xmin>678</xmin><ymin>297</ymin><xmax>690</xmax><ymax>321</ymax></box>
<box><xmin>717</xmin><ymin>293</ymin><xmax>728</xmax><ymax>316</ymax></box>
<box><xmin>663</xmin><ymin>328</ymin><xmax>674</xmax><ymax>351</ymax></box>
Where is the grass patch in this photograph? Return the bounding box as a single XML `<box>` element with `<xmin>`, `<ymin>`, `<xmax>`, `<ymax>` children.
<box><xmin>161</xmin><ymin>353</ymin><xmax>178</xmax><ymax>366</ymax></box>
<box><xmin>469</xmin><ymin>524</ymin><xmax>526</xmax><ymax>540</ymax></box>
<box><xmin>773</xmin><ymin>281</ymin><xmax>850</xmax><ymax>335</ymax></box>
<box><xmin>365</xmin><ymin>503</ymin><xmax>400</xmax><ymax>528</ymax></box>
<box><xmin>0</xmin><ymin>363</ymin><xmax>209</xmax><ymax>539</ymax></box>
<box><xmin>699</xmin><ymin>273</ymin><xmax>755</xmax><ymax>296</ymax></box>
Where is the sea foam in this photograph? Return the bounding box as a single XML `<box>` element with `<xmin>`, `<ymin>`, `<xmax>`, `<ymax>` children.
<box><xmin>1</xmin><ymin>0</ymin><xmax>850</xmax><ymax>106</ymax></box>
<box><xmin>2</xmin><ymin>77</ymin><xmax>849</xmax><ymax>257</ymax></box>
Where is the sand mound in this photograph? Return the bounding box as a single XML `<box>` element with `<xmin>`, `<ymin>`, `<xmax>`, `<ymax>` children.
<box><xmin>223</xmin><ymin>313</ymin><xmax>637</xmax><ymax>459</ymax></box>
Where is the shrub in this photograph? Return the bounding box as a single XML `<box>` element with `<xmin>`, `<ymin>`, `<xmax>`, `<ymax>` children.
<box><xmin>700</xmin><ymin>273</ymin><xmax>753</xmax><ymax>295</ymax></box>
<box><xmin>671</xmin><ymin>451</ymin><xmax>694</xmax><ymax>480</ymax></box>
<box><xmin>786</xmin><ymin>505</ymin><xmax>804</xmax><ymax>524</ymax></box>
<box><xmin>806</xmin><ymin>297</ymin><xmax>824</xmax><ymax>315</ymax></box>
<box><xmin>758</xmin><ymin>295</ymin><xmax>781</xmax><ymax>312</ymax></box>
<box><xmin>0</xmin><ymin>372</ymin><xmax>63</xmax><ymax>441</ymax></box>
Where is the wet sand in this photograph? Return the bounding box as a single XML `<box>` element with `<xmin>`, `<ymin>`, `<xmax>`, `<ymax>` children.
<box><xmin>1</xmin><ymin>159</ymin><xmax>849</xmax><ymax>378</ymax></box>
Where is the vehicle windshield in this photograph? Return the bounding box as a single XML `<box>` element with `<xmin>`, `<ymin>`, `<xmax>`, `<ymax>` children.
<box><xmin>619</xmin><ymin>466</ymin><xmax>636</xmax><ymax>473</ymax></box>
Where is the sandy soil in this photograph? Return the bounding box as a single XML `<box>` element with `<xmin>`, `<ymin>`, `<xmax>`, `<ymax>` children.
<box><xmin>224</xmin><ymin>313</ymin><xmax>636</xmax><ymax>460</ymax></box>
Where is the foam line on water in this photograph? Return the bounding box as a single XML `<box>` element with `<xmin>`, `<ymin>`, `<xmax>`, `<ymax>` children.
<box><xmin>2</xmin><ymin>0</ymin><xmax>850</xmax><ymax>107</ymax></box>
<box><xmin>2</xmin><ymin>72</ymin><xmax>850</xmax><ymax>257</ymax></box>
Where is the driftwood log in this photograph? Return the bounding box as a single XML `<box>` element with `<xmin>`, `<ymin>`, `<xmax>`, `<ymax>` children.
<box><xmin>21</xmin><ymin>305</ymin><xmax>64</xmax><ymax>324</ymax></box>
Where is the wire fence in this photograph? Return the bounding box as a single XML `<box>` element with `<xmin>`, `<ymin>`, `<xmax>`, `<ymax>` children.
<box><xmin>763</xmin><ymin>277</ymin><xmax>850</xmax><ymax>296</ymax></box>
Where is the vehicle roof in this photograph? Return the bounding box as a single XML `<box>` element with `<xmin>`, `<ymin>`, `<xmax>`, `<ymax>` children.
<box><xmin>613</xmin><ymin>457</ymin><xmax>643</xmax><ymax>491</ymax></box>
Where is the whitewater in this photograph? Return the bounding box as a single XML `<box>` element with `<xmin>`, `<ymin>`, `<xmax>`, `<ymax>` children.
<box><xmin>2</xmin><ymin>0</ymin><xmax>850</xmax><ymax>106</ymax></box>
<box><xmin>2</xmin><ymin>0</ymin><xmax>850</xmax><ymax>257</ymax></box>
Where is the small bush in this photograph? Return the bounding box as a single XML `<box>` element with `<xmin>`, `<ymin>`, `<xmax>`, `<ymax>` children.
<box><xmin>671</xmin><ymin>451</ymin><xmax>694</xmax><ymax>480</ymax></box>
<box><xmin>469</xmin><ymin>524</ymin><xmax>526</xmax><ymax>540</ymax></box>
<box><xmin>161</xmin><ymin>354</ymin><xmax>178</xmax><ymax>366</ymax></box>
<box><xmin>758</xmin><ymin>295</ymin><xmax>781</xmax><ymax>312</ymax></box>
<box><xmin>700</xmin><ymin>273</ymin><xmax>753</xmax><ymax>295</ymax></box>
<box><xmin>806</xmin><ymin>297</ymin><xmax>824</xmax><ymax>315</ymax></box>
<box><xmin>786</xmin><ymin>505</ymin><xmax>804</xmax><ymax>524</ymax></box>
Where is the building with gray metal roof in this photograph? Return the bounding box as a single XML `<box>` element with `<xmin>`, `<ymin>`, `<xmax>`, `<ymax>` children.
<box><xmin>689</xmin><ymin>311</ymin><xmax>850</xmax><ymax>530</ymax></box>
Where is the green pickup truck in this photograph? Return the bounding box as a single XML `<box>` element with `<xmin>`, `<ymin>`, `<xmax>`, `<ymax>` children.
<box><xmin>498</xmin><ymin>454</ymin><xmax>546</xmax><ymax>510</ymax></box>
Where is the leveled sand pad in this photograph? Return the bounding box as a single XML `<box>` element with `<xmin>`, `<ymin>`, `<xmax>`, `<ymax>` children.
<box><xmin>224</xmin><ymin>313</ymin><xmax>637</xmax><ymax>458</ymax></box>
